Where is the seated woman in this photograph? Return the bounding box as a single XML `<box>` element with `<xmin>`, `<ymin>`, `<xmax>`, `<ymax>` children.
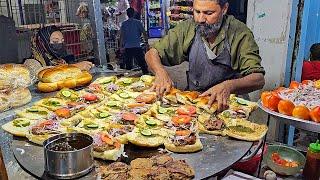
<box><xmin>24</xmin><ymin>26</ymin><xmax>94</xmax><ymax>78</ymax></box>
<box><xmin>301</xmin><ymin>43</ymin><xmax>320</xmax><ymax>81</ymax></box>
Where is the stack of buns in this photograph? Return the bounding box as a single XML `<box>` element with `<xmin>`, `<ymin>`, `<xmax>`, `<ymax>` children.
<box><xmin>37</xmin><ymin>65</ymin><xmax>92</xmax><ymax>92</ymax></box>
<box><xmin>0</xmin><ymin>64</ymin><xmax>32</xmax><ymax>112</ymax></box>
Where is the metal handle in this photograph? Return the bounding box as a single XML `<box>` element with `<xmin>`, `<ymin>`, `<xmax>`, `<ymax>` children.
<box><xmin>239</xmin><ymin>140</ymin><xmax>264</xmax><ymax>162</ymax></box>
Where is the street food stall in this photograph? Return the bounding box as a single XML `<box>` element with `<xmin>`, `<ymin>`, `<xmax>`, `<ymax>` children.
<box><xmin>0</xmin><ymin>64</ymin><xmax>268</xmax><ymax>179</ymax></box>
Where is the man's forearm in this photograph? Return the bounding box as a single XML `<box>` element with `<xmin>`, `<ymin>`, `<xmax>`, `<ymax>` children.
<box><xmin>145</xmin><ymin>48</ymin><xmax>166</xmax><ymax>74</ymax></box>
<box><xmin>226</xmin><ymin>73</ymin><xmax>265</xmax><ymax>95</ymax></box>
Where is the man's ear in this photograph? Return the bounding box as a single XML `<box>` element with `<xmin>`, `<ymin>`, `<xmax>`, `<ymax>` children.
<box><xmin>222</xmin><ymin>3</ymin><xmax>229</xmax><ymax>15</ymax></box>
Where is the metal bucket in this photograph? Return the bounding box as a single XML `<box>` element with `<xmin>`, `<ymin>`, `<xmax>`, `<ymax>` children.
<box><xmin>43</xmin><ymin>133</ymin><xmax>94</xmax><ymax>179</ymax></box>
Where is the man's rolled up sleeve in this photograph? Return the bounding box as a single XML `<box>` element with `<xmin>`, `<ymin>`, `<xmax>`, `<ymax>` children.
<box><xmin>238</xmin><ymin>32</ymin><xmax>265</xmax><ymax>76</ymax></box>
<box><xmin>151</xmin><ymin>25</ymin><xmax>186</xmax><ymax>66</ymax></box>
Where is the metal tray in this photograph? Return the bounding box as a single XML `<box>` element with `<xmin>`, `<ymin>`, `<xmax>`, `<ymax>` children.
<box><xmin>12</xmin><ymin>135</ymin><xmax>253</xmax><ymax>180</ymax></box>
<box><xmin>258</xmin><ymin>100</ymin><xmax>320</xmax><ymax>133</ymax></box>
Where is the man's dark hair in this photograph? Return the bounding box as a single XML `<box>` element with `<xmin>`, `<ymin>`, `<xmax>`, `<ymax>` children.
<box><xmin>217</xmin><ymin>0</ymin><xmax>228</xmax><ymax>6</ymax></box>
<box><xmin>126</xmin><ymin>8</ymin><xmax>135</xmax><ymax>18</ymax></box>
<box><xmin>310</xmin><ymin>43</ymin><xmax>320</xmax><ymax>61</ymax></box>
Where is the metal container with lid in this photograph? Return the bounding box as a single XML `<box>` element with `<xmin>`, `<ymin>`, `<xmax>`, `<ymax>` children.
<box><xmin>43</xmin><ymin>133</ymin><xmax>94</xmax><ymax>179</ymax></box>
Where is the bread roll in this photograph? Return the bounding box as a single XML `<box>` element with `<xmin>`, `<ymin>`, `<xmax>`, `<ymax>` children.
<box><xmin>9</xmin><ymin>88</ymin><xmax>32</xmax><ymax>107</ymax></box>
<box><xmin>0</xmin><ymin>88</ymin><xmax>32</xmax><ymax>112</ymax></box>
<box><xmin>37</xmin><ymin>65</ymin><xmax>93</xmax><ymax>92</ymax></box>
<box><xmin>0</xmin><ymin>64</ymin><xmax>31</xmax><ymax>90</ymax></box>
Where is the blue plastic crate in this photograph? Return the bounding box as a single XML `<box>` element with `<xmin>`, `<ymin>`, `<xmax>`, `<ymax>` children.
<box><xmin>149</xmin><ymin>27</ymin><xmax>163</xmax><ymax>38</ymax></box>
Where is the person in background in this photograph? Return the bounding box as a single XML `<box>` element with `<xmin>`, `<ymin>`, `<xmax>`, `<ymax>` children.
<box><xmin>130</xmin><ymin>0</ymin><xmax>144</xmax><ymax>20</ymax></box>
<box><xmin>24</xmin><ymin>26</ymin><xmax>94</xmax><ymax>78</ymax></box>
<box><xmin>301</xmin><ymin>43</ymin><xmax>320</xmax><ymax>81</ymax></box>
<box><xmin>120</xmin><ymin>8</ymin><xmax>149</xmax><ymax>74</ymax></box>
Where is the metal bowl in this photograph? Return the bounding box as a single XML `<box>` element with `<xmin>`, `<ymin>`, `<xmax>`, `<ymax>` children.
<box><xmin>264</xmin><ymin>145</ymin><xmax>306</xmax><ymax>176</ymax></box>
<box><xmin>43</xmin><ymin>133</ymin><xmax>94</xmax><ymax>179</ymax></box>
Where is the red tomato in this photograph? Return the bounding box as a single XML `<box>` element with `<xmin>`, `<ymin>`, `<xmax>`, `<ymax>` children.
<box><xmin>261</xmin><ymin>91</ymin><xmax>272</xmax><ymax>108</ymax></box>
<box><xmin>310</xmin><ymin>106</ymin><xmax>320</xmax><ymax>123</ymax></box>
<box><xmin>55</xmin><ymin>108</ymin><xmax>71</xmax><ymax>118</ymax></box>
<box><xmin>122</xmin><ymin>112</ymin><xmax>138</xmax><ymax>121</ymax></box>
<box><xmin>278</xmin><ymin>100</ymin><xmax>295</xmax><ymax>116</ymax></box>
<box><xmin>177</xmin><ymin>105</ymin><xmax>197</xmax><ymax>115</ymax></box>
<box><xmin>267</xmin><ymin>94</ymin><xmax>281</xmax><ymax>112</ymax></box>
<box><xmin>175</xmin><ymin>130</ymin><xmax>191</xmax><ymax>136</ymax></box>
<box><xmin>289</xmin><ymin>81</ymin><xmax>300</xmax><ymax>89</ymax></box>
<box><xmin>172</xmin><ymin>115</ymin><xmax>192</xmax><ymax>125</ymax></box>
<box><xmin>83</xmin><ymin>93</ymin><xmax>98</xmax><ymax>101</ymax></box>
<box><xmin>100</xmin><ymin>134</ymin><xmax>114</xmax><ymax>145</ymax></box>
<box><xmin>301</xmin><ymin>80</ymin><xmax>311</xmax><ymax>85</ymax></box>
<box><xmin>135</xmin><ymin>94</ymin><xmax>156</xmax><ymax>104</ymax></box>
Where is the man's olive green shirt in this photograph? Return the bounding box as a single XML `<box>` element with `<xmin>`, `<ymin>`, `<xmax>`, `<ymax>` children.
<box><xmin>152</xmin><ymin>15</ymin><xmax>265</xmax><ymax>76</ymax></box>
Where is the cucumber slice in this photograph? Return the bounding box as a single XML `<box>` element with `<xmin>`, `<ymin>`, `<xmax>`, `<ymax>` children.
<box><xmin>119</xmin><ymin>92</ymin><xmax>129</xmax><ymax>99</ymax></box>
<box><xmin>107</xmin><ymin>101</ymin><xmax>118</xmax><ymax>107</ymax></box>
<box><xmin>236</xmin><ymin>98</ymin><xmax>248</xmax><ymax>106</ymax></box>
<box><xmin>146</xmin><ymin>120</ymin><xmax>156</xmax><ymax>126</ymax></box>
<box><xmin>99</xmin><ymin>112</ymin><xmax>110</xmax><ymax>118</ymax></box>
<box><xmin>27</xmin><ymin>108</ymin><xmax>39</xmax><ymax>112</ymax></box>
<box><xmin>123</xmin><ymin>79</ymin><xmax>132</xmax><ymax>84</ymax></box>
<box><xmin>86</xmin><ymin>124</ymin><xmax>99</xmax><ymax>129</ymax></box>
<box><xmin>61</xmin><ymin>90</ymin><xmax>72</xmax><ymax>97</ymax></box>
<box><xmin>13</xmin><ymin>119</ymin><xmax>30</xmax><ymax>127</ymax></box>
<box><xmin>158</xmin><ymin>107</ymin><xmax>167</xmax><ymax>114</ymax></box>
<box><xmin>141</xmin><ymin>129</ymin><xmax>152</xmax><ymax>136</ymax></box>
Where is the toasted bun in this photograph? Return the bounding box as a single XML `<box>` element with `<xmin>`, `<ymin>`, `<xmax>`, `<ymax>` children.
<box><xmin>93</xmin><ymin>145</ymin><xmax>124</xmax><ymax>161</ymax></box>
<box><xmin>15</xmin><ymin>106</ymin><xmax>51</xmax><ymax>120</ymax></box>
<box><xmin>38</xmin><ymin>65</ymin><xmax>82</xmax><ymax>83</ymax></box>
<box><xmin>76</xmin><ymin>71</ymin><xmax>93</xmax><ymax>86</ymax></box>
<box><xmin>127</xmin><ymin>131</ymin><xmax>164</xmax><ymax>147</ymax></box>
<box><xmin>198</xmin><ymin>123</ymin><xmax>226</xmax><ymax>136</ymax></box>
<box><xmin>9</xmin><ymin>88</ymin><xmax>32</xmax><ymax>107</ymax></box>
<box><xmin>26</xmin><ymin>133</ymin><xmax>53</xmax><ymax>145</ymax></box>
<box><xmin>0</xmin><ymin>96</ymin><xmax>10</xmax><ymax>112</ymax></box>
<box><xmin>2</xmin><ymin>118</ymin><xmax>34</xmax><ymax>137</ymax></box>
<box><xmin>37</xmin><ymin>81</ymin><xmax>59</xmax><ymax>92</ymax></box>
<box><xmin>225</xmin><ymin>119</ymin><xmax>268</xmax><ymax>142</ymax></box>
<box><xmin>37</xmin><ymin>65</ymin><xmax>92</xmax><ymax>92</ymax></box>
<box><xmin>164</xmin><ymin>138</ymin><xmax>203</xmax><ymax>153</ymax></box>
<box><xmin>34</xmin><ymin>98</ymin><xmax>66</xmax><ymax>111</ymax></box>
<box><xmin>0</xmin><ymin>64</ymin><xmax>31</xmax><ymax>90</ymax></box>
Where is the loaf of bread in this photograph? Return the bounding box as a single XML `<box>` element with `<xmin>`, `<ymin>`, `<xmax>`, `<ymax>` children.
<box><xmin>0</xmin><ymin>64</ymin><xmax>31</xmax><ymax>90</ymax></box>
<box><xmin>37</xmin><ymin>65</ymin><xmax>93</xmax><ymax>92</ymax></box>
<box><xmin>0</xmin><ymin>88</ymin><xmax>32</xmax><ymax>112</ymax></box>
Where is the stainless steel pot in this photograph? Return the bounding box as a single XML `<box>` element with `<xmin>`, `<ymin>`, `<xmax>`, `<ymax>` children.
<box><xmin>43</xmin><ymin>133</ymin><xmax>94</xmax><ymax>179</ymax></box>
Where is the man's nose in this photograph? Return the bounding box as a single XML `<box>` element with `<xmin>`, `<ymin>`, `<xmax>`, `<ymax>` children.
<box><xmin>198</xmin><ymin>13</ymin><xmax>206</xmax><ymax>23</ymax></box>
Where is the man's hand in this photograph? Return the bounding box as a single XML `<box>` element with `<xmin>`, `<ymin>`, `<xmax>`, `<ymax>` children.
<box><xmin>200</xmin><ymin>81</ymin><xmax>234</xmax><ymax>112</ymax></box>
<box><xmin>73</xmin><ymin>61</ymin><xmax>94</xmax><ymax>71</ymax></box>
<box><xmin>151</xmin><ymin>69</ymin><xmax>173</xmax><ymax>97</ymax></box>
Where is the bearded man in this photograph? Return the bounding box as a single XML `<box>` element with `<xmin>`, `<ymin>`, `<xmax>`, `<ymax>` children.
<box><xmin>145</xmin><ymin>0</ymin><xmax>265</xmax><ymax>111</ymax></box>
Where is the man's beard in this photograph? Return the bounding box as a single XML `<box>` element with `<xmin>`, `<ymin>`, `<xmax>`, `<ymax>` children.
<box><xmin>196</xmin><ymin>16</ymin><xmax>224</xmax><ymax>39</ymax></box>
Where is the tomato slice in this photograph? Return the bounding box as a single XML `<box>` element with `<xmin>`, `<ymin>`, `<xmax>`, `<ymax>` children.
<box><xmin>83</xmin><ymin>93</ymin><xmax>98</xmax><ymax>101</ymax></box>
<box><xmin>172</xmin><ymin>115</ymin><xmax>192</xmax><ymax>125</ymax></box>
<box><xmin>39</xmin><ymin>120</ymin><xmax>54</xmax><ymax>127</ymax></box>
<box><xmin>177</xmin><ymin>105</ymin><xmax>196</xmax><ymax>115</ymax></box>
<box><xmin>55</xmin><ymin>108</ymin><xmax>71</xmax><ymax>118</ymax></box>
<box><xmin>135</xmin><ymin>94</ymin><xmax>156</xmax><ymax>104</ymax></box>
<box><xmin>127</xmin><ymin>103</ymin><xmax>146</xmax><ymax>108</ymax></box>
<box><xmin>100</xmin><ymin>134</ymin><xmax>114</xmax><ymax>145</ymax></box>
<box><xmin>122</xmin><ymin>112</ymin><xmax>138</xmax><ymax>121</ymax></box>
<box><xmin>175</xmin><ymin>130</ymin><xmax>191</xmax><ymax>136</ymax></box>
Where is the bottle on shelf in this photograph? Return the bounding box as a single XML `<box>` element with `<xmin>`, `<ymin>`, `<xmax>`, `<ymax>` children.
<box><xmin>303</xmin><ymin>140</ymin><xmax>320</xmax><ymax>180</ymax></box>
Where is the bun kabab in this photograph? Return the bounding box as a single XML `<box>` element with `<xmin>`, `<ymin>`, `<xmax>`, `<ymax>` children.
<box><xmin>2</xmin><ymin>74</ymin><xmax>267</xmax><ymax>171</ymax></box>
<box><xmin>37</xmin><ymin>65</ymin><xmax>92</xmax><ymax>92</ymax></box>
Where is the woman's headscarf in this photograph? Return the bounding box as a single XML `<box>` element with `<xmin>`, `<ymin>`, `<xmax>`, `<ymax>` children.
<box><xmin>31</xmin><ymin>26</ymin><xmax>67</xmax><ymax>66</ymax></box>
